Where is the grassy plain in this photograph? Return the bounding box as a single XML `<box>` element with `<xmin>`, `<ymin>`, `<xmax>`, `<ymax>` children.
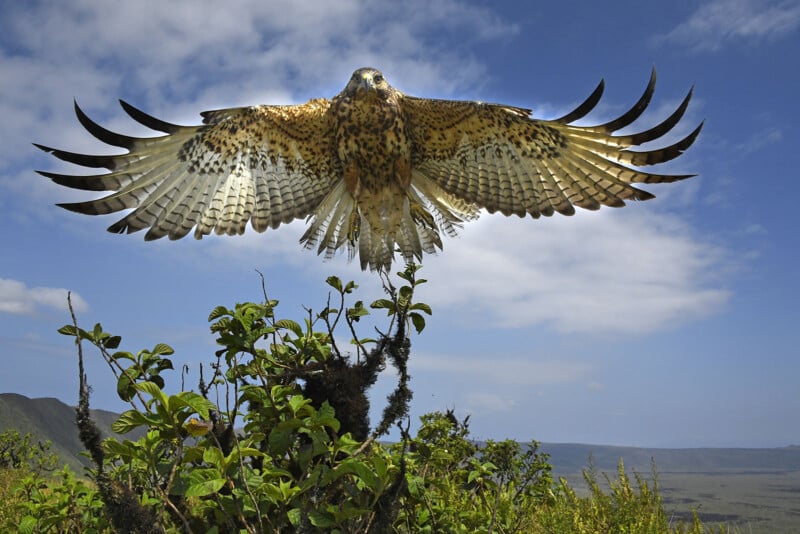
<box><xmin>554</xmin><ymin>455</ymin><xmax>800</xmax><ymax>532</ymax></box>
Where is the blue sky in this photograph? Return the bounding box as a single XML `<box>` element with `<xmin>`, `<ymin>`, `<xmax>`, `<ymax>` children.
<box><xmin>1</xmin><ymin>0</ymin><xmax>798</xmax><ymax>448</ymax></box>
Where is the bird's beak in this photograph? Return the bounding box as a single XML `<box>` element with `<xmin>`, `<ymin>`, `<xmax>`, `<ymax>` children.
<box><xmin>355</xmin><ymin>72</ymin><xmax>374</xmax><ymax>91</ymax></box>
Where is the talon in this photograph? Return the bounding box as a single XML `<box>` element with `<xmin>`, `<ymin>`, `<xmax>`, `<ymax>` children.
<box><xmin>410</xmin><ymin>200</ymin><xmax>435</xmax><ymax>229</ymax></box>
<box><xmin>347</xmin><ymin>208</ymin><xmax>361</xmax><ymax>244</ymax></box>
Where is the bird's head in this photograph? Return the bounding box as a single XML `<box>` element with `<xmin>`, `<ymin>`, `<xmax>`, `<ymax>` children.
<box><xmin>344</xmin><ymin>67</ymin><xmax>393</xmax><ymax>99</ymax></box>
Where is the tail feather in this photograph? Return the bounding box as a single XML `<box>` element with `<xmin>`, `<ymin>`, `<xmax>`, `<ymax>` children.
<box><xmin>300</xmin><ymin>172</ymin><xmax>480</xmax><ymax>271</ymax></box>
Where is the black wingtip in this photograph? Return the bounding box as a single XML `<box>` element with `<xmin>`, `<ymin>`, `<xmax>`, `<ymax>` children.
<box><xmin>73</xmin><ymin>100</ymin><xmax>137</xmax><ymax>149</ymax></box>
<box><xmin>626</xmin><ymin>85</ymin><xmax>697</xmax><ymax>146</ymax></box>
<box><xmin>56</xmin><ymin>201</ymin><xmax>92</xmax><ymax>214</ymax></box>
<box><xmin>119</xmin><ymin>100</ymin><xmax>182</xmax><ymax>133</ymax></box>
<box><xmin>553</xmin><ymin>78</ymin><xmax>605</xmax><ymax>124</ymax></box>
<box><xmin>33</xmin><ymin>142</ymin><xmax>55</xmax><ymax>154</ymax></box>
<box><xmin>597</xmin><ymin>69</ymin><xmax>658</xmax><ymax>133</ymax></box>
<box><xmin>36</xmin><ymin>170</ymin><xmax>117</xmax><ymax>191</ymax></box>
<box><xmin>33</xmin><ymin>144</ymin><xmax>118</xmax><ymax>169</ymax></box>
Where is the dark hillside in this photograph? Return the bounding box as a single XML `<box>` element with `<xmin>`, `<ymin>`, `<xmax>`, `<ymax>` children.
<box><xmin>0</xmin><ymin>393</ymin><xmax>132</xmax><ymax>472</ymax></box>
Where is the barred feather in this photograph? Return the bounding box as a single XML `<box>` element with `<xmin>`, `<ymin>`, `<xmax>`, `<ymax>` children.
<box><xmin>38</xmin><ymin>67</ymin><xmax>700</xmax><ymax>271</ymax></box>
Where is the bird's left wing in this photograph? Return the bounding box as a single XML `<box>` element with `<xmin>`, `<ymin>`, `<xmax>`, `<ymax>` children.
<box><xmin>36</xmin><ymin>98</ymin><xmax>340</xmax><ymax>240</ymax></box>
<box><xmin>404</xmin><ymin>70</ymin><xmax>702</xmax><ymax>218</ymax></box>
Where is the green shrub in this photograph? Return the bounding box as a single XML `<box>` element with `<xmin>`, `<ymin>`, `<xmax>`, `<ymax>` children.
<box><xmin>1</xmin><ymin>266</ymin><xmax>711</xmax><ymax>533</ymax></box>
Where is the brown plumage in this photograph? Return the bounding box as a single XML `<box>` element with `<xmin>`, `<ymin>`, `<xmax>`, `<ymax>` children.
<box><xmin>37</xmin><ymin>67</ymin><xmax>702</xmax><ymax>271</ymax></box>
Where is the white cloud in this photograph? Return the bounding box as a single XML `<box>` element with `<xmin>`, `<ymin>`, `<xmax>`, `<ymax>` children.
<box><xmin>0</xmin><ymin>278</ymin><xmax>88</xmax><ymax>315</ymax></box>
<box><xmin>736</xmin><ymin>127</ymin><xmax>784</xmax><ymax>155</ymax></box>
<box><xmin>462</xmin><ymin>392</ymin><xmax>517</xmax><ymax>415</ymax></box>
<box><xmin>5</xmin><ymin>0</ymin><xmax>516</xmax><ymax>227</ymax></box>
<box><xmin>412</xmin><ymin>352</ymin><xmax>592</xmax><ymax>386</ymax></box>
<box><xmin>658</xmin><ymin>0</ymin><xmax>800</xmax><ymax>51</ymax></box>
<box><xmin>419</xmin><ymin>208</ymin><xmax>730</xmax><ymax>334</ymax></box>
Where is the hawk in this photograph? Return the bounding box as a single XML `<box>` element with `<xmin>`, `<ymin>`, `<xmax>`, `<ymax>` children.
<box><xmin>37</xmin><ymin>67</ymin><xmax>701</xmax><ymax>271</ymax></box>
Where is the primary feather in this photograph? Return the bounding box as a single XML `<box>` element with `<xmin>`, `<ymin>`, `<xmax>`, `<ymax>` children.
<box><xmin>37</xmin><ymin>67</ymin><xmax>701</xmax><ymax>271</ymax></box>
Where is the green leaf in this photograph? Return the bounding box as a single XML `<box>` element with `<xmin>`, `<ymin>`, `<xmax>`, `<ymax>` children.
<box><xmin>343</xmin><ymin>280</ymin><xmax>358</xmax><ymax>293</ymax></box>
<box><xmin>112</xmin><ymin>410</ymin><xmax>155</xmax><ymax>434</ymax></box>
<box><xmin>326</xmin><ymin>275</ymin><xmax>343</xmax><ymax>292</ymax></box>
<box><xmin>178</xmin><ymin>392</ymin><xmax>215</xmax><ymax>420</ymax></box>
<box><xmin>276</xmin><ymin>319</ymin><xmax>303</xmax><ymax>337</ymax></box>
<box><xmin>203</xmin><ymin>446</ymin><xmax>224</xmax><ymax>467</ymax></box>
<box><xmin>208</xmin><ymin>305</ymin><xmax>231</xmax><ymax>322</ymax></box>
<box><xmin>409</xmin><ymin>312</ymin><xmax>426</xmax><ymax>334</ymax></box>
<box><xmin>409</xmin><ymin>302</ymin><xmax>432</xmax><ymax>315</ymax></box>
<box><xmin>105</xmin><ymin>335</ymin><xmax>122</xmax><ymax>349</ymax></box>
<box><xmin>308</xmin><ymin>510</ymin><xmax>336</xmax><ymax>528</ymax></box>
<box><xmin>230</xmin><ymin>447</ymin><xmax>264</xmax><ymax>460</ymax></box>
<box><xmin>269</xmin><ymin>427</ymin><xmax>292</xmax><ymax>455</ymax></box>
<box><xmin>102</xmin><ymin>438</ymin><xmax>135</xmax><ymax>457</ymax></box>
<box><xmin>316</xmin><ymin>402</ymin><xmax>340</xmax><ymax>432</ymax></box>
<box><xmin>287</xmin><ymin>508</ymin><xmax>301</xmax><ymax>526</ymax></box>
<box><xmin>137</xmin><ymin>380</ymin><xmax>164</xmax><ymax>398</ymax></box>
<box><xmin>111</xmin><ymin>351</ymin><xmax>136</xmax><ymax>363</ymax></box>
<box><xmin>18</xmin><ymin>516</ymin><xmax>36</xmax><ymax>534</ymax></box>
<box><xmin>370</xmin><ymin>298</ymin><xmax>395</xmax><ymax>312</ymax></box>
<box><xmin>288</xmin><ymin>394</ymin><xmax>312</xmax><ymax>415</ymax></box>
<box><xmin>136</xmin><ymin>381</ymin><xmax>170</xmax><ymax>412</ymax></box>
<box><xmin>372</xmin><ymin>452</ymin><xmax>388</xmax><ymax>480</ymax></box>
<box><xmin>337</xmin><ymin>458</ymin><xmax>377</xmax><ymax>489</ymax></box>
<box><xmin>398</xmin><ymin>285</ymin><xmax>412</xmax><ymax>306</ymax></box>
<box><xmin>184</xmin><ymin>470</ymin><xmax>226</xmax><ymax>497</ymax></box>
<box><xmin>152</xmin><ymin>343</ymin><xmax>174</xmax><ymax>356</ymax></box>
<box><xmin>57</xmin><ymin>324</ymin><xmax>78</xmax><ymax>336</ymax></box>
<box><xmin>116</xmin><ymin>372</ymin><xmax>137</xmax><ymax>402</ymax></box>
<box><xmin>347</xmin><ymin>301</ymin><xmax>369</xmax><ymax>319</ymax></box>
<box><xmin>148</xmin><ymin>374</ymin><xmax>165</xmax><ymax>389</ymax></box>
<box><xmin>468</xmin><ymin>469</ymin><xmax>481</xmax><ymax>484</ymax></box>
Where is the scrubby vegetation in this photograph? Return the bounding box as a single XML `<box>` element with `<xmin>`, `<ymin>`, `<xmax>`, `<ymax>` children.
<box><xmin>0</xmin><ymin>266</ymin><xmax>716</xmax><ymax>532</ymax></box>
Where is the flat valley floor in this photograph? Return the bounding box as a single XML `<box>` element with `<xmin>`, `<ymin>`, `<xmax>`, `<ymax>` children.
<box><xmin>563</xmin><ymin>469</ymin><xmax>800</xmax><ymax>533</ymax></box>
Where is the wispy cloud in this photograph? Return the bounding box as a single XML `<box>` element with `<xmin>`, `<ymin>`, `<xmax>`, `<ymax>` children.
<box><xmin>0</xmin><ymin>278</ymin><xmax>88</xmax><ymax>315</ymax></box>
<box><xmin>420</xmin><ymin>208</ymin><xmax>730</xmax><ymax>334</ymax></box>
<box><xmin>412</xmin><ymin>352</ymin><xmax>592</xmax><ymax>386</ymax></box>
<box><xmin>462</xmin><ymin>392</ymin><xmax>517</xmax><ymax>415</ymax></box>
<box><xmin>735</xmin><ymin>127</ymin><xmax>784</xmax><ymax>154</ymax></box>
<box><xmin>657</xmin><ymin>0</ymin><xmax>800</xmax><ymax>51</ymax></box>
<box><xmin>7</xmin><ymin>0</ymin><xmax>516</xmax><ymax>223</ymax></box>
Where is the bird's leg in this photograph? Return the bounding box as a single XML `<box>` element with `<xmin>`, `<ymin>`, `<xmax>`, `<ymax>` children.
<box><xmin>347</xmin><ymin>203</ymin><xmax>361</xmax><ymax>245</ymax></box>
<box><xmin>409</xmin><ymin>198</ymin><xmax>436</xmax><ymax>230</ymax></box>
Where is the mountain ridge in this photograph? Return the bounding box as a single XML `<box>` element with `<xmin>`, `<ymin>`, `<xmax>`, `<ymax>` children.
<box><xmin>3</xmin><ymin>392</ymin><xmax>800</xmax><ymax>476</ymax></box>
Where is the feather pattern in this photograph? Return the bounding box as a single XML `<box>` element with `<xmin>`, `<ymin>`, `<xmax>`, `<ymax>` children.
<box><xmin>38</xmin><ymin>67</ymin><xmax>701</xmax><ymax>271</ymax></box>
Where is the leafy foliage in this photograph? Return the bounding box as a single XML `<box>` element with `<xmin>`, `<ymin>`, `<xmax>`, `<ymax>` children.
<box><xmin>0</xmin><ymin>265</ymin><xmax>714</xmax><ymax>533</ymax></box>
<box><xmin>0</xmin><ymin>429</ymin><xmax>58</xmax><ymax>474</ymax></box>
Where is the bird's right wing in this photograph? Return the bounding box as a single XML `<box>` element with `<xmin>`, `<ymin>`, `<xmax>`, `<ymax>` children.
<box><xmin>36</xmin><ymin>98</ymin><xmax>341</xmax><ymax>240</ymax></box>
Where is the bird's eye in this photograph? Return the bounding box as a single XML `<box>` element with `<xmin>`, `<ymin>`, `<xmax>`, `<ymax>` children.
<box><xmin>373</xmin><ymin>74</ymin><xmax>384</xmax><ymax>84</ymax></box>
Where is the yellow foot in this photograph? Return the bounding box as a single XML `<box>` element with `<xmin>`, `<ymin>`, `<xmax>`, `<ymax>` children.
<box><xmin>410</xmin><ymin>200</ymin><xmax>436</xmax><ymax>229</ymax></box>
<box><xmin>347</xmin><ymin>208</ymin><xmax>361</xmax><ymax>245</ymax></box>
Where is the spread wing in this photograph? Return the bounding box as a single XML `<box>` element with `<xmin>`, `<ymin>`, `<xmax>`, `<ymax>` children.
<box><xmin>404</xmin><ymin>69</ymin><xmax>702</xmax><ymax>218</ymax></box>
<box><xmin>36</xmin><ymin>98</ymin><xmax>340</xmax><ymax>240</ymax></box>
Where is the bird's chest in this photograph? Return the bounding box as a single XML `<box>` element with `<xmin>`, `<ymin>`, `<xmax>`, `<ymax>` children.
<box><xmin>333</xmin><ymin>97</ymin><xmax>411</xmax><ymax>193</ymax></box>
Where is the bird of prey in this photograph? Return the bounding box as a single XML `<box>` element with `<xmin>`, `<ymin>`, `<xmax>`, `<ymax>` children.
<box><xmin>37</xmin><ymin>67</ymin><xmax>701</xmax><ymax>271</ymax></box>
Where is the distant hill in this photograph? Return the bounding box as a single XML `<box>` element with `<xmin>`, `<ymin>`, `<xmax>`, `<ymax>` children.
<box><xmin>0</xmin><ymin>393</ymin><xmax>131</xmax><ymax>472</ymax></box>
<box><xmin>3</xmin><ymin>393</ymin><xmax>800</xmax><ymax>531</ymax></box>
<box><xmin>541</xmin><ymin>441</ymin><xmax>800</xmax><ymax>476</ymax></box>
<box><xmin>4</xmin><ymin>392</ymin><xmax>800</xmax><ymax>477</ymax></box>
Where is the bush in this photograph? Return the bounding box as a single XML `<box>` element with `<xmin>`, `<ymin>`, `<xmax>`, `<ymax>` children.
<box><xmin>1</xmin><ymin>266</ymin><xmax>711</xmax><ymax>533</ymax></box>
